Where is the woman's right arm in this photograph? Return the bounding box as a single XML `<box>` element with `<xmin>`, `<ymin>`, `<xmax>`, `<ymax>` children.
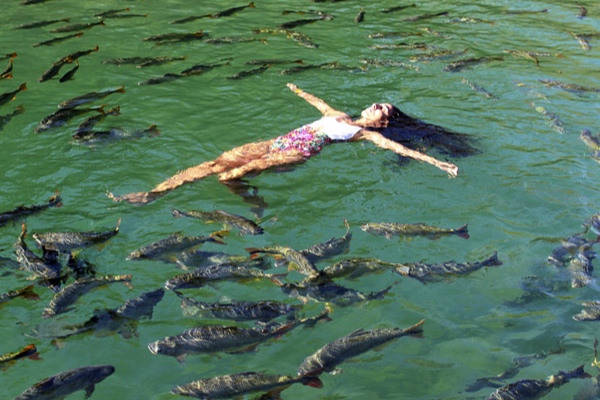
<box><xmin>287</xmin><ymin>83</ymin><xmax>349</xmax><ymax>118</ymax></box>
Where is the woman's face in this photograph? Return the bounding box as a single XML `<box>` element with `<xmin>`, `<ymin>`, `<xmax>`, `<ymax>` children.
<box><xmin>360</xmin><ymin>103</ymin><xmax>394</xmax><ymax>126</ymax></box>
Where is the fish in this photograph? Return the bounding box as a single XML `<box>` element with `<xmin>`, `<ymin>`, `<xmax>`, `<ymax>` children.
<box><xmin>58</xmin><ymin>60</ymin><xmax>79</xmax><ymax>82</ymax></box>
<box><xmin>529</xmin><ymin>102</ymin><xmax>565</xmax><ymax>134</ymax></box>
<box><xmin>48</xmin><ymin>288</ymin><xmax>165</xmax><ymax>340</ymax></box>
<box><xmin>577</xmin><ymin>5</ymin><xmax>588</xmax><ymax>19</ymax></box>
<box><xmin>246</xmin><ymin>245</ymin><xmax>321</xmax><ymax>279</ymax></box>
<box><xmin>360</xmin><ymin>221</ymin><xmax>469</xmax><ymax>240</ymax></box>
<box><xmin>0</xmin><ymin>284</ymin><xmax>39</xmax><ymax>304</ymax></box>
<box><xmin>369</xmin><ymin>31</ymin><xmax>423</xmax><ymax>38</ymax></box>
<box><xmin>244</xmin><ymin>58</ymin><xmax>303</xmax><ymax>66</ymax></box>
<box><xmin>354</xmin><ymin>7</ymin><xmax>365</xmax><ymax>22</ymax></box>
<box><xmin>567</xmin><ymin>253</ymin><xmax>594</xmax><ymax>288</ymax></box>
<box><xmin>368</xmin><ymin>42</ymin><xmax>428</xmax><ymax>50</ymax></box>
<box><xmin>103</xmin><ymin>56</ymin><xmax>155</xmax><ymax>66</ymax></box>
<box><xmin>0</xmin><ymin>57</ymin><xmax>15</xmax><ymax>80</ymax></box>
<box><xmin>72</xmin><ymin>124</ymin><xmax>160</xmax><ymax>145</ymax></box>
<box><xmin>14</xmin><ymin>17</ymin><xmax>71</xmax><ymax>29</ymax></box>
<box><xmin>136</xmin><ymin>56</ymin><xmax>187</xmax><ymax>68</ymax></box>
<box><xmin>206</xmin><ymin>36</ymin><xmax>267</xmax><ymax>45</ymax></box>
<box><xmin>503</xmin><ymin>9</ymin><xmax>548</xmax><ymax>14</ymax></box>
<box><xmin>180</xmin><ymin>61</ymin><xmax>230</xmax><ymax>76</ymax></box>
<box><xmin>571</xmin><ymin>32</ymin><xmax>591</xmax><ymax>51</ymax></box>
<box><xmin>280</xmin><ymin>62</ymin><xmax>339</xmax><ymax>75</ymax></box>
<box><xmin>444</xmin><ymin>56</ymin><xmax>504</xmax><ymax>72</ymax></box>
<box><xmin>94</xmin><ymin>7</ymin><xmax>130</xmax><ymax>18</ymax></box>
<box><xmin>148</xmin><ymin>306</ymin><xmax>330</xmax><ymax>361</ymax></box>
<box><xmin>58</xmin><ymin>85</ymin><xmax>124</xmax><ymax>109</ymax></box>
<box><xmin>50</xmin><ymin>19</ymin><xmax>105</xmax><ymax>33</ymax></box>
<box><xmin>138</xmin><ymin>72</ymin><xmax>185</xmax><ymax>86</ymax></box>
<box><xmin>298</xmin><ymin>319</ymin><xmax>425</xmax><ymax>376</ymax></box>
<box><xmin>180</xmin><ymin>297</ymin><xmax>300</xmax><ymax>322</ymax></box>
<box><xmin>31</xmin><ymin>217</ymin><xmax>121</xmax><ymax>252</ymax></box>
<box><xmin>300</xmin><ymin>220</ymin><xmax>352</xmax><ymax>263</ymax></box>
<box><xmin>73</xmin><ymin>105</ymin><xmax>120</xmax><ymax>136</ymax></box>
<box><xmin>360</xmin><ymin>58</ymin><xmax>421</xmax><ymax>72</ymax></box>
<box><xmin>174</xmin><ymin>250</ymin><xmax>272</xmax><ymax>271</ymax></box>
<box><xmin>581</xmin><ymin>130</ymin><xmax>600</xmax><ymax>151</ymax></box>
<box><xmin>574</xmin><ymin>301</ymin><xmax>600</xmax><ymax>321</ymax></box>
<box><xmin>504</xmin><ymin>49</ymin><xmax>541</xmax><ymax>66</ymax></box>
<box><xmin>41</xmin><ymin>274</ymin><xmax>133</xmax><ymax>318</ymax></box>
<box><xmin>14</xmin><ymin>364</ymin><xmax>115</xmax><ymax>400</ymax></box>
<box><xmin>381</xmin><ymin>4</ymin><xmax>416</xmax><ymax>13</ymax></box>
<box><xmin>126</xmin><ymin>231</ymin><xmax>226</xmax><ymax>261</ymax></box>
<box><xmin>449</xmin><ymin>17</ymin><xmax>495</xmax><ymax>25</ymax></box>
<box><xmin>143</xmin><ymin>31</ymin><xmax>207</xmax><ymax>45</ymax></box>
<box><xmin>32</xmin><ymin>32</ymin><xmax>84</xmax><ymax>47</ymax></box>
<box><xmin>0</xmin><ymin>192</ymin><xmax>62</xmax><ymax>227</ymax></box>
<box><xmin>277</xmin><ymin>17</ymin><xmax>329</xmax><ymax>30</ymax></box>
<box><xmin>170</xmin><ymin>2</ymin><xmax>255</xmax><ymax>24</ymax></box>
<box><xmin>461</xmin><ymin>78</ymin><xmax>496</xmax><ymax>99</ymax></box>
<box><xmin>35</xmin><ymin>104</ymin><xmax>105</xmax><ymax>133</ymax></box>
<box><xmin>1</xmin><ymin>52</ymin><xmax>17</xmax><ymax>60</ymax></box>
<box><xmin>14</xmin><ymin>224</ymin><xmax>63</xmax><ymax>285</ymax></box>
<box><xmin>403</xmin><ymin>11</ymin><xmax>449</xmax><ymax>22</ymax></box>
<box><xmin>0</xmin><ymin>82</ymin><xmax>26</xmax><ymax>107</ymax></box>
<box><xmin>171</xmin><ymin>371</ymin><xmax>322</xmax><ymax>399</ymax></box>
<box><xmin>312</xmin><ymin>257</ymin><xmax>399</xmax><ymax>281</ymax></box>
<box><xmin>39</xmin><ymin>55</ymin><xmax>74</xmax><ymax>82</ymax></box>
<box><xmin>394</xmin><ymin>252</ymin><xmax>502</xmax><ymax>284</ymax></box>
<box><xmin>585</xmin><ymin>213</ymin><xmax>600</xmax><ymax>237</ymax></box>
<box><xmin>227</xmin><ymin>64</ymin><xmax>270</xmax><ymax>80</ymax></box>
<box><xmin>64</xmin><ymin>45</ymin><xmax>99</xmax><ymax>63</ymax></box>
<box><xmin>538</xmin><ymin>79</ymin><xmax>600</xmax><ymax>94</ymax></box>
<box><xmin>486</xmin><ymin>364</ymin><xmax>591</xmax><ymax>399</ymax></box>
<box><xmin>172</xmin><ymin>208</ymin><xmax>264</xmax><ymax>235</ymax></box>
<box><xmin>164</xmin><ymin>263</ymin><xmax>278</xmax><ymax>291</ymax></box>
<box><xmin>0</xmin><ymin>104</ymin><xmax>24</xmax><ymax>130</ymax></box>
<box><xmin>0</xmin><ymin>344</ymin><xmax>38</xmax><ymax>370</ymax></box>
<box><xmin>547</xmin><ymin>235</ymin><xmax>596</xmax><ymax>267</ymax></box>
<box><xmin>276</xmin><ymin>279</ymin><xmax>395</xmax><ymax>306</ymax></box>
<box><xmin>409</xmin><ymin>47</ymin><xmax>469</xmax><ymax>62</ymax></box>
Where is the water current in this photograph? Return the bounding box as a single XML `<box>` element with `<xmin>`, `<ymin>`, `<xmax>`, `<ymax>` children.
<box><xmin>0</xmin><ymin>0</ymin><xmax>599</xmax><ymax>399</ymax></box>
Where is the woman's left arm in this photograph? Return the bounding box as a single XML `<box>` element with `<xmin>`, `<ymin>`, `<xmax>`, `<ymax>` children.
<box><xmin>358</xmin><ymin>129</ymin><xmax>459</xmax><ymax>177</ymax></box>
<box><xmin>287</xmin><ymin>83</ymin><xmax>349</xmax><ymax>118</ymax></box>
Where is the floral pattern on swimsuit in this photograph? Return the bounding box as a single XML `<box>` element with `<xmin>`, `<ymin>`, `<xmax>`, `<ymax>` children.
<box><xmin>270</xmin><ymin>125</ymin><xmax>332</xmax><ymax>157</ymax></box>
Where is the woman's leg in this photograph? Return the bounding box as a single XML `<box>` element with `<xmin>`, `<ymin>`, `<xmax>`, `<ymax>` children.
<box><xmin>218</xmin><ymin>151</ymin><xmax>305</xmax><ymax>181</ymax></box>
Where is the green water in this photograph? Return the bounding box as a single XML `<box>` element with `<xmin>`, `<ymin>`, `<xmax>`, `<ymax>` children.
<box><xmin>1</xmin><ymin>0</ymin><xmax>599</xmax><ymax>399</ymax></box>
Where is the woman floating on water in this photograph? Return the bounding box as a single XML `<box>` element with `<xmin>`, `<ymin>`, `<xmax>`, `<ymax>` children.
<box><xmin>109</xmin><ymin>83</ymin><xmax>460</xmax><ymax>204</ymax></box>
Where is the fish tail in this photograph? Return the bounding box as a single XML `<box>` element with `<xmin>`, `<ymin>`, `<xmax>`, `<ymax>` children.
<box><xmin>209</xmin><ymin>229</ymin><xmax>229</xmax><ymax>244</ymax></box>
<box><xmin>49</xmin><ymin>191</ymin><xmax>63</xmax><ymax>207</ymax></box>
<box><xmin>18</xmin><ymin>82</ymin><xmax>27</xmax><ymax>91</ymax></box>
<box><xmin>300</xmin><ymin>375</ymin><xmax>323</xmax><ymax>388</ymax></box>
<box><xmin>486</xmin><ymin>252</ymin><xmax>502</xmax><ymax>266</ymax></box>
<box><xmin>404</xmin><ymin>319</ymin><xmax>425</xmax><ymax>337</ymax></box>
<box><xmin>454</xmin><ymin>224</ymin><xmax>469</xmax><ymax>239</ymax></box>
<box><xmin>248</xmin><ymin>2</ymin><xmax>256</xmax><ymax>7</ymax></box>
<box><xmin>564</xmin><ymin>364</ymin><xmax>592</xmax><ymax>380</ymax></box>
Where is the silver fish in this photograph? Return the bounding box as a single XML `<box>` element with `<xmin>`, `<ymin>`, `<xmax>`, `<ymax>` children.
<box><xmin>165</xmin><ymin>263</ymin><xmax>277</xmax><ymax>291</ymax></box>
<box><xmin>298</xmin><ymin>319</ymin><xmax>424</xmax><ymax>376</ymax></box>
<box><xmin>0</xmin><ymin>192</ymin><xmax>62</xmax><ymax>227</ymax></box>
<box><xmin>360</xmin><ymin>221</ymin><xmax>469</xmax><ymax>240</ymax></box>
<box><xmin>180</xmin><ymin>297</ymin><xmax>299</xmax><ymax>322</ymax></box>
<box><xmin>57</xmin><ymin>85</ymin><xmax>125</xmax><ymax>109</ymax></box>
<box><xmin>127</xmin><ymin>230</ymin><xmax>226</xmax><ymax>261</ymax></box>
<box><xmin>574</xmin><ymin>301</ymin><xmax>600</xmax><ymax>321</ymax></box>
<box><xmin>246</xmin><ymin>245</ymin><xmax>320</xmax><ymax>278</ymax></box>
<box><xmin>172</xmin><ymin>208</ymin><xmax>264</xmax><ymax>235</ymax></box>
<box><xmin>14</xmin><ymin>224</ymin><xmax>62</xmax><ymax>283</ymax></box>
<box><xmin>32</xmin><ymin>218</ymin><xmax>121</xmax><ymax>252</ymax></box>
<box><xmin>567</xmin><ymin>253</ymin><xmax>594</xmax><ymax>288</ymax></box>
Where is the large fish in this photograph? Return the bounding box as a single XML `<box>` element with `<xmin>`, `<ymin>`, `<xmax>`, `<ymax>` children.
<box><xmin>165</xmin><ymin>263</ymin><xmax>279</xmax><ymax>291</ymax></box>
<box><xmin>149</xmin><ymin>307</ymin><xmax>330</xmax><ymax>362</ymax></box>
<box><xmin>567</xmin><ymin>253</ymin><xmax>595</xmax><ymax>288</ymax></box>
<box><xmin>32</xmin><ymin>218</ymin><xmax>121</xmax><ymax>252</ymax></box>
<box><xmin>581</xmin><ymin>130</ymin><xmax>600</xmax><ymax>152</ymax></box>
<box><xmin>38</xmin><ymin>55</ymin><xmax>74</xmax><ymax>82</ymax></box>
<box><xmin>73</xmin><ymin>105</ymin><xmax>120</xmax><ymax>136</ymax></box>
<box><xmin>14</xmin><ymin>364</ymin><xmax>115</xmax><ymax>400</ymax></box>
<box><xmin>486</xmin><ymin>364</ymin><xmax>590</xmax><ymax>399</ymax></box>
<box><xmin>172</xmin><ymin>208</ymin><xmax>264</xmax><ymax>235</ymax></box>
<box><xmin>171</xmin><ymin>371</ymin><xmax>322</xmax><ymax>399</ymax></box>
<box><xmin>443</xmin><ymin>56</ymin><xmax>504</xmax><ymax>72</ymax></box>
<box><xmin>41</xmin><ymin>274</ymin><xmax>132</xmax><ymax>318</ymax></box>
<box><xmin>32</xmin><ymin>32</ymin><xmax>84</xmax><ymax>48</ymax></box>
<box><xmin>58</xmin><ymin>85</ymin><xmax>125</xmax><ymax>109</ymax></box>
<box><xmin>246</xmin><ymin>245</ymin><xmax>321</xmax><ymax>279</ymax></box>
<box><xmin>300</xmin><ymin>220</ymin><xmax>352</xmax><ymax>263</ymax></box>
<box><xmin>174</xmin><ymin>249</ymin><xmax>271</xmax><ymax>270</ymax></box>
<box><xmin>14</xmin><ymin>17</ymin><xmax>71</xmax><ymax>29</ymax></box>
<box><xmin>393</xmin><ymin>252</ymin><xmax>502</xmax><ymax>284</ymax></box>
<box><xmin>276</xmin><ymin>279</ymin><xmax>394</xmax><ymax>307</ymax></box>
<box><xmin>14</xmin><ymin>224</ymin><xmax>62</xmax><ymax>286</ymax></box>
<box><xmin>311</xmin><ymin>257</ymin><xmax>399</xmax><ymax>281</ymax></box>
<box><xmin>126</xmin><ymin>230</ymin><xmax>226</xmax><ymax>261</ymax></box>
<box><xmin>298</xmin><ymin>319</ymin><xmax>425</xmax><ymax>376</ymax></box>
<box><xmin>0</xmin><ymin>192</ymin><xmax>62</xmax><ymax>227</ymax></box>
<box><xmin>50</xmin><ymin>19</ymin><xmax>105</xmax><ymax>33</ymax></box>
<box><xmin>35</xmin><ymin>104</ymin><xmax>105</xmax><ymax>133</ymax></box>
<box><xmin>360</xmin><ymin>221</ymin><xmax>469</xmax><ymax>240</ymax></box>
<box><xmin>170</xmin><ymin>2</ymin><xmax>255</xmax><ymax>24</ymax></box>
<box><xmin>180</xmin><ymin>297</ymin><xmax>299</xmax><ymax>322</ymax></box>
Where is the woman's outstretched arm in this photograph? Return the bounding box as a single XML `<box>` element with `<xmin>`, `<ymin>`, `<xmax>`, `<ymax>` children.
<box><xmin>287</xmin><ymin>83</ymin><xmax>349</xmax><ymax>118</ymax></box>
<box><xmin>358</xmin><ymin>129</ymin><xmax>459</xmax><ymax>177</ymax></box>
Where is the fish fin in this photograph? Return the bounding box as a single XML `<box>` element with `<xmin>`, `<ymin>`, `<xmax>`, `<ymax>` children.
<box><xmin>454</xmin><ymin>224</ymin><xmax>470</xmax><ymax>239</ymax></box>
<box><xmin>301</xmin><ymin>376</ymin><xmax>323</xmax><ymax>388</ymax></box>
<box><xmin>209</xmin><ymin>229</ymin><xmax>229</xmax><ymax>244</ymax></box>
<box><xmin>21</xmin><ymin>285</ymin><xmax>40</xmax><ymax>300</ymax></box>
<box><xmin>227</xmin><ymin>343</ymin><xmax>260</xmax><ymax>354</ymax></box>
<box><xmin>248</xmin><ymin>2</ymin><xmax>256</xmax><ymax>8</ymax></box>
<box><xmin>176</xmin><ymin>355</ymin><xmax>186</xmax><ymax>364</ymax></box>
<box><xmin>84</xmin><ymin>384</ymin><xmax>96</xmax><ymax>399</ymax></box>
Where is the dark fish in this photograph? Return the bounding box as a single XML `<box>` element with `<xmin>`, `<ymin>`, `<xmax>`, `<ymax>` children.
<box><xmin>0</xmin><ymin>104</ymin><xmax>24</xmax><ymax>131</ymax></box>
<box><xmin>381</xmin><ymin>4</ymin><xmax>416</xmax><ymax>13</ymax></box>
<box><xmin>403</xmin><ymin>11</ymin><xmax>448</xmax><ymax>22</ymax></box>
<box><xmin>180</xmin><ymin>61</ymin><xmax>230</xmax><ymax>76</ymax></box>
<box><xmin>15</xmin><ymin>17</ymin><xmax>71</xmax><ymax>29</ymax></box>
<box><xmin>393</xmin><ymin>252</ymin><xmax>502</xmax><ymax>284</ymax></box>
<box><xmin>574</xmin><ymin>301</ymin><xmax>600</xmax><ymax>321</ymax></box>
<box><xmin>206</xmin><ymin>36</ymin><xmax>267</xmax><ymax>45</ymax></box>
<box><xmin>1</xmin><ymin>52</ymin><xmax>17</xmax><ymax>61</ymax></box>
<box><xmin>581</xmin><ymin>130</ymin><xmax>600</xmax><ymax>151</ymax></box>
<box><xmin>276</xmin><ymin>280</ymin><xmax>394</xmax><ymax>306</ymax></box>
<box><xmin>0</xmin><ymin>344</ymin><xmax>38</xmax><ymax>370</ymax></box>
<box><xmin>577</xmin><ymin>5</ymin><xmax>588</xmax><ymax>19</ymax></box>
<box><xmin>567</xmin><ymin>253</ymin><xmax>594</xmax><ymax>288</ymax></box>
<box><xmin>14</xmin><ymin>224</ymin><xmax>62</xmax><ymax>284</ymax></box>
<box><xmin>585</xmin><ymin>213</ymin><xmax>600</xmax><ymax>237</ymax></box>
<box><xmin>58</xmin><ymin>60</ymin><xmax>79</xmax><ymax>82</ymax></box>
<box><xmin>31</xmin><ymin>217</ymin><xmax>121</xmax><ymax>252</ymax></box>
<box><xmin>244</xmin><ymin>58</ymin><xmax>303</xmax><ymax>65</ymax></box>
<box><xmin>35</xmin><ymin>105</ymin><xmax>105</xmax><ymax>133</ymax></box>
<box><xmin>277</xmin><ymin>17</ymin><xmax>328</xmax><ymax>30</ymax></box>
<box><xmin>64</xmin><ymin>45</ymin><xmax>99</xmax><ymax>62</ymax></box>
<box><xmin>126</xmin><ymin>231</ymin><xmax>226</xmax><ymax>261</ymax></box>
<box><xmin>50</xmin><ymin>19</ymin><xmax>105</xmax><ymax>33</ymax></box>
<box><xmin>172</xmin><ymin>208</ymin><xmax>264</xmax><ymax>235</ymax></box>
<box><xmin>0</xmin><ymin>57</ymin><xmax>15</xmax><ymax>80</ymax></box>
<box><xmin>103</xmin><ymin>12</ymin><xmax>148</xmax><ymax>19</ymax></box>
<box><xmin>38</xmin><ymin>55</ymin><xmax>73</xmax><ymax>82</ymax></box>
<box><xmin>136</xmin><ymin>56</ymin><xmax>187</xmax><ymax>68</ymax></box>
<box><xmin>0</xmin><ymin>82</ymin><xmax>26</xmax><ymax>106</ymax></box>
<box><xmin>444</xmin><ymin>56</ymin><xmax>504</xmax><ymax>72</ymax></box>
<box><xmin>487</xmin><ymin>365</ymin><xmax>590</xmax><ymax>400</ymax></box>
<box><xmin>32</xmin><ymin>32</ymin><xmax>84</xmax><ymax>47</ymax></box>
<box><xmin>58</xmin><ymin>85</ymin><xmax>124</xmax><ymax>109</ymax></box>
<box><xmin>547</xmin><ymin>235</ymin><xmax>596</xmax><ymax>267</ymax></box>
<box><xmin>298</xmin><ymin>319</ymin><xmax>424</xmax><ymax>376</ymax></box>
<box><xmin>300</xmin><ymin>220</ymin><xmax>352</xmax><ymax>263</ymax></box>
<box><xmin>529</xmin><ymin>102</ymin><xmax>565</xmax><ymax>134</ymax></box>
<box><xmin>280</xmin><ymin>62</ymin><xmax>339</xmax><ymax>75</ymax></box>
<box><xmin>138</xmin><ymin>72</ymin><xmax>184</xmax><ymax>86</ymax></box>
<box><xmin>354</xmin><ymin>7</ymin><xmax>365</xmax><ymax>23</ymax></box>
<box><xmin>103</xmin><ymin>56</ymin><xmax>154</xmax><ymax>66</ymax></box>
<box><xmin>461</xmin><ymin>78</ymin><xmax>496</xmax><ymax>99</ymax></box>
<box><xmin>227</xmin><ymin>64</ymin><xmax>270</xmax><ymax>80</ymax></box>
<box><xmin>538</xmin><ymin>79</ymin><xmax>600</xmax><ymax>94</ymax></box>
<box><xmin>41</xmin><ymin>274</ymin><xmax>133</xmax><ymax>318</ymax></box>
<box><xmin>503</xmin><ymin>8</ymin><xmax>548</xmax><ymax>14</ymax></box>
<box><xmin>174</xmin><ymin>249</ymin><xmax>271</xmax><ymax>271</ymax></box>
<box><xmin>409</xmin><ymin>47</ymin><xmax>469</xmax><ymax>62</ymax></box>
<box><xmin>148</xmin><ymin>306</ymin><xmax>330</xmax><ymax>361</ymax></box>
<box><xmin>72</xmin><ymin>124</ymin><xmax>160</xmax><ymax>145</ymax></box>
<box><xmin>368</xmin><ymin>42</ymin><xmax>428</xmax><ymax>50</ymax></box>
<box><xmin>247</xmin><ymin>245</ymin><xmax>320</xmax><ymax>278</ymax></box>
<box><xmin>170</xmin><ymin>2</ymin><xmax>255</xmax><ymax>23</ymax></box>
<box><xmin>180</xmin><ymin>297</ymin><xmax>299</xmax><ymax>322</ymax></box>
<box><xmin>0</xmin><ymin>284</ymin><xmax>39</xmax><ymax>304</ymax></box>
<box><xmin>313</xmin><ymin>257</ymin><xmax>398</xmax><ymax>281</ymax></box>
<box><xmin>164</xmin><ymin>263</ymin><xmax>277</xmax><ymax>291</ymax></box>
<box><xmin>94</xmin><ymin>7</ymin><xmax>130</xmax><ymax>18</ymax></box>
<box><xmin>48</xmin><ymin>288</ymin><xmax>165</xmax><ymax>340</ymax></box>
<box><xmin>20</xmin><ymin>0</ymin><xmax>55</xmax><ymax>5</ymax></box>
<box><xmin>143</xmin><ymin>31</ymin><xmax>207</xmax><ymax>45</ymax></box>
<box><xmin>73</xmin><ymin>105</ymin><xmax>120</xmax><ymax>136</ymax></box>
<box><xmin>14</xmin><ymin>364</ymin><xmax>115</xmax><ymax>400</ymax></box>
<box><xmin>360</xmin><ymin>221</ymin><xmax>469</xmax><ymax>240</ymax></box>
<box><xmin>360</xmin><ymin>58</ymin><xmax>421</xmax><ymax>72</ymax></box>
<box><xmin>171</xmin><ymin>371</ymin><xmax>322</xmax><ymax>399</ymax></box>
<box><xmin>0</xmin><ymin>192</ymin><xmax>62</xmax><ymax>227</ymax></box>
